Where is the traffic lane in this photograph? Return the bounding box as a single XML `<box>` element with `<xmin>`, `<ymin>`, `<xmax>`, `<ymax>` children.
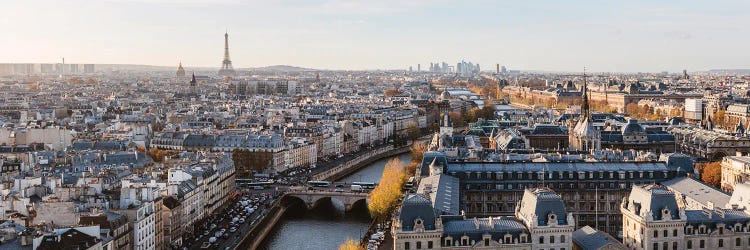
<box><xmin>188</xmin><ymin>195</ymin><xmax>275</xmax><ymax>250</ymax></box>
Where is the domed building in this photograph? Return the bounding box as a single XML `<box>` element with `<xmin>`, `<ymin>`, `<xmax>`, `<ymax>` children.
<box><xmin>599</xmin><ymin>118</ymin><xmax>676</xmax><ymax>153</ymax></box>
<box><xmin>175</xmin><ymin>62</ymin><xmax>185</xmax><ymax>80</ymax></box>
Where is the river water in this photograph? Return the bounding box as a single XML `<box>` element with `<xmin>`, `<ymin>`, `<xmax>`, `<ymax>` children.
<box><xmin>258</xmin><ymin>153</ymin><xmax>411</xmax><ymax>250</ymax></box>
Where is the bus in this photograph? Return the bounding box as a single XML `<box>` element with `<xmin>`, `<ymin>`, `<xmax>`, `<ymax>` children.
<box><xmin>352</xmin><ymin>182</ymin><xmax>377</xmax><ymax>190</ymax></box>
<box><xmin>248</xmin><ymin>181</ymin><xmax>273</xmax><ymax>189</ymax></box>
<box><xmin>307</xmin><ymin>181</ymin><xmax>332</xmax><ymax>187</ymax></box>
<box><xmin>237</xmin><ymin>179</ymin><xmax>273</xmax><ymax>188</ymax></box>
<box><xmin>236</xmin><ymin>179</ymin><xmax>253</xmax><ymax>187</ymax></box>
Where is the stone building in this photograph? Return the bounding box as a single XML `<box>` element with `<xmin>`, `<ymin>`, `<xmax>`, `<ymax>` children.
<box><xmin>721</xmin><ymin>156</ymin><xmax>750</xmax><ymax>192</ymax></box>
<box><xmin>442</xmin><ymin>158</ymin><xmax>688</xmax><ymax>237</ymax></box>
<box><xmin>621</xmin><ymin>184</ymin><xmax>750</xmax><ymax>250</ymax></box>
<box><xmin>392</xmin><ymin>188</ymin><xmax>574</xmax><ymax>250</ymax></box>
<box><xmin>669</xmin><ymin>127</ymin><xmax>750</xmax><ymax>161</ymax></box>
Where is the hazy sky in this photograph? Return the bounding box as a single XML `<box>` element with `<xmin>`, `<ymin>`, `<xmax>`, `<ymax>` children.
<box><xmin>2</xmin><ymin>0</ymin><xmax>749</xmax><ymax>72</ymax></box>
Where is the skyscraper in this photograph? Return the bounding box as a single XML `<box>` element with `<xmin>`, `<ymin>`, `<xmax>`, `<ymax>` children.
<box><xmin>218</xmin><ymin>32</ymin><xmax>236</xmax><ymax>77</ymax></box>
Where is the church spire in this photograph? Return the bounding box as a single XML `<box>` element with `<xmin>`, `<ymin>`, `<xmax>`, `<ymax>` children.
<box><xmin>581</xmin><ymin>67</ymin><xmax>590</xmax><ymax>119</ymax></box>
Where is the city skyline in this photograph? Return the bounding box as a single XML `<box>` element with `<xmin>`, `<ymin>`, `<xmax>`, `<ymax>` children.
<box><xmin>2</xmin><ymin>0</ymin><xmax>750</xmax><ymax>72</ymax></box>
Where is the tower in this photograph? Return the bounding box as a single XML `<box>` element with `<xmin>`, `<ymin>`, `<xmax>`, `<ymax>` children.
<box><xmin>570</xmin><ymin>68</ymin><xmax>600</xmax><ymax>151</ymax></box>
<box><xmin>218</xmin><ymin>32</ymin><xmax>236</xmax><ymax>77</ymax></box>
<box><xmin>189</xmin><ymin>72</ymin><xmax>197</xmax><ymax>94</ymax></box>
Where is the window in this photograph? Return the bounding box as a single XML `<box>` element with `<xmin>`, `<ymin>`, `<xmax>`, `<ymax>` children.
<box><xmin>673</xmin><ymin>242</ymin><xmax>677</xmax><ymax>250</ymax></box>
<box><xmin>654</xmin><ymin>243</ymin><xmax>659</xmax><ymax>250</ymax></box>
<box><xmin>687</xmin><ymin>240</ymin><xmax>692</xmax><ymax>249</ymax></box>
<box><xmin>663</xmin><ymin>242</ymin><xmax>667</xmax><ymax>250</ymax></box>
<box><xmin>540</xmin><ymin>236</ymin><xmax>545</xmax><ymax>243</ymax></box>
<box><xmin>663</xmin><ymin>230</ymin><xmax>668</xmax><ymax>237</ymax></box>
<box><xmin>673</xmin><ymin>229</ymin><xmax>677</xmax><ymax>237</ymax></box>
<box><xmin>719</xmin><ymin>239</ymin><xmax>724</xmax><ymax>247</ymax></box>
<box><xmin>737</xmin><ymin>238</ymin><xmax>742</xmax><ymax>247</ymax></box>
<box><xmin>561</xmin><ymin>235</ymin><xmax>566</xmax><ymax>243</ymax></box>
<box><xmin>445</xmin><ymin>239</ymin><xmax>452</xmax><ymax>246</ymax></box>
<box><xmin>405</xmin><ymin>242</ymin><xmax>410</xmax><ymax>250</ymax></box>
<box><xmin>700</xmin><ymin>240</ymin><xmax>705</xmax><ymax>248</ymax></box>
<box><xmin>654</xmin><ymin>230</ymin><xmax>659</xmax><ymax>238</ymax></box>
<box><xmin>484</xmin><ymin>239</ymin><xmax>489</xmax><ymax>246</ymax></box>
<box><xmin>416</xmin><ymin>241</ymin><xmax>422</xmax><ymax>249</ymax></box>
<box><xmin>550</xmin><ymin>235</ymin><xmax>555</xmax><ymax>243</ymax></box>
<box><xmin>428</xmin><ymin>241</ymin><xmax>433</xmax><ymax>249</ymax></box>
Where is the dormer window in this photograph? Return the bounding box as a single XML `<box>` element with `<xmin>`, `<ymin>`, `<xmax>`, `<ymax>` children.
<box><xmin>662</xmin><ymin>208</ymin><xmax>671</xmax><ymax>220</ymax></box>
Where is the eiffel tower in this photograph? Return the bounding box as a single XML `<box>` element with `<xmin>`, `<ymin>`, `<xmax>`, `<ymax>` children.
<box><xmin>218</xmin><ymin>32</ymin><xmax>236</xmax><ymax>77</ymax></box>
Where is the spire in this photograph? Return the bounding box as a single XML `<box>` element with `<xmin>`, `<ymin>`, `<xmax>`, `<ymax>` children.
<box><xmin>190</xmin><ymin>72</ymin><xmax>196</xmax><ymax>84</ymax></box>
<box><xmin>581</xmin><ymin>67</ymin><xmax>590</xmax><ymax>119</ymax></box>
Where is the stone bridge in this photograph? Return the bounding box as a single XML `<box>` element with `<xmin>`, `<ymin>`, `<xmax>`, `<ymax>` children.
<box><xmin>282</xmin><ymin>190</ymin><xmax>369</xmax><ymax>212</ymax></box>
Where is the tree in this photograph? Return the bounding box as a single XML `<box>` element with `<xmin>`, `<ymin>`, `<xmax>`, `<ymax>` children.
<box><xmin>338</xmin><ymin>239</ymin><xmax>364</xmax><ymax>250</ymax></box>
<box><xmin>448</xmin><ymin>111</ymin><xmax>466</xmax><ymax>127</ymax></box>
<box><xmin>232</xmin><ymin>149</ymin><xmax>274</xmax><ymax>177</ymax></box>
<box><xmin>409</xmin><ymin>141</ymin><xmax>428</xmax><ymax>163</ymax></box>
<box><xmin>368</xmin><ymin>159</ymin><xmax>408</xmax><ymax>221</ymax></box>
<box><xmin>697</xmin><ymin>162</ymin><xmax>722</xmax><ymax>188</ymax></box>
<box><xmin>384</xmin><ymin>89</ymin><xmax>401</xmax><ymax>96</ymax></box>
<box><xmin>713</xmin><ymin>110</ymin><xmax>728</xmax><ymax>129</ymax></box>
<box><xmin>146</xmin><ymin>148</ymin><xmax>173</xmax><ymax>162</ymax></box>
<box><xmin>406</xmin><ymin>124</ymin><xmax>421</xmax><ymax>141</ymax></box>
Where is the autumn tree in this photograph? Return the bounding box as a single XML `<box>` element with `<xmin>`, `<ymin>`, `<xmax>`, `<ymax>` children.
<box><xmin>713</xmin><ymin>110</ymin><xmax>729</xmax><ymax>129</ymax></box>
<box><xmin>384</xmin><ymin>89</ymin><xmax>401</xmax><ymax>96</ymax></box>
<box><xmin>338</xmin><ymin>239</ymin><xmax>364</xmax><ymax>250</ymax></box>
<box><xmin>696</xmin><ymin>162</ymin><xmax>722</xmax><ymax>188</ymax></box>
<box><xmin>410</xmin><ymin>141</ymin><xmax>428</xmax><ymax>163</ymax></box>
<box><xmin>448</xmin><ymin>111</ymin><xmax>466</xmax><ymax>127</ymax></box>
<box><xmin>406</xmin><ymin>124</ymin><xmax>421</xmax><ymax>141</ymax></box>
<box><xmin>146</xmin><ymin>148</ymin><xmax>173</xmax><ymax>162</ymax></box>
<box><xmin>232</xmin><ymin>149</ymin><xmax>274</xmax><ymax>177</ymax></box>
<box><xmin>368</xmin><ymin>159</ymin><xmax>408</xmax><ymax>221</ymax></box>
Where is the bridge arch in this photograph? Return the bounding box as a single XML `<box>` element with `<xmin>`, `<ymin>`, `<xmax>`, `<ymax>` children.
<box><xmin>348</xmin><ymin>197</ymin><xmax>368</xmax><ymax>212</ymax></box>
<box><xmin>282</xmin><ymin>192</ymin><xmax>370</xmax><ymax>212</ymax></box>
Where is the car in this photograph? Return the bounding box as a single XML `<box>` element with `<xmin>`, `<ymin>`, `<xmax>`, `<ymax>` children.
<box><xmin>230</xmin><ymin>227</ymin><xmax>237</xmax><ymax>233</ymax></box>
<box><xmin>334</xmin><ymin>188</ymin><xmax>344</xmax><ymax>192</ymax></box>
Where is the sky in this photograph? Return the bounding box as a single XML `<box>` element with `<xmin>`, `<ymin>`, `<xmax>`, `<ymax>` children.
<box><xmin>1</xmin><ymin>0</ymin><xmax>749</xmax><ymax>72</ymax></box>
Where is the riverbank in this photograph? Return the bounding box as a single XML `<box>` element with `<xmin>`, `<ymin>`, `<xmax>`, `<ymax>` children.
<box><xmin>237</xmin><ymin>145</ymin><xmax>413</xmax><ymax>249</ymax></box>
<box><xmin>313</xmin><ymin>145</ymin><xmax>411</xmax><ymax>181</ymax></box>
<box><xmin>234</xmin><ymin>198</ymin><xmax>286</xmax><ymax>250</ymax></box>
